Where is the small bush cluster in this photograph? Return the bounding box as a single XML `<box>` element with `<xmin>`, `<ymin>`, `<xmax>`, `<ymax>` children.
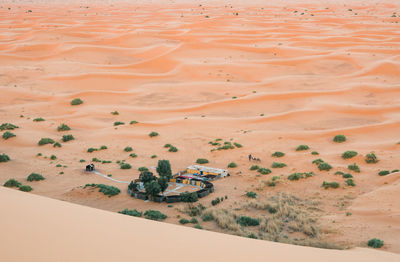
<box><xmin>53</xmin><ymin>142</ymin><xmax>62</xmax><ymax>148</ymax></box>
<box><xmin>110</xmin><ymin>111</ymin><xmax>119</xmax><ymax>115</ymax></box>
<box><xmin>2</xmin><ymin>131</ymin><xmax>16</xmax><ymax>140</ymax></box>
<box><xmin>333</xmin><ymin>135</ymin><xmax>346</xmax><ymax>143</ymax></box>
<box><xmin>271</xmin><ymin>151</ymin><xmax>285</xmax><ymax>157</ymax></box>
<box><xmin>211</xmin><ymin>197</ymin><xmax>224</xmax><ymax>206</ymax></box>
<box><xmin>378</xmin><ymin>170</ymin><xmax>390</xmax><ymax>176</ymax></box>
<box><xmin>246</xmin><ymin>191</ymin><xmax>257</xmax><ymax>198</ymax></box>
<box><xmin>0</xmin><ymin>153</ymin><xmax>10</xmax><ymax>162</ymax></box>
<box><xmin>237</xmin><ymin>216</ymin><xmax>260</xmax><ymax>226</ymax></box>
<box><xmin>258</xmin><ymin>168</ymin><xmax>271</xmax><ymax>175</ymax></box>
<box><xmin>342</xmin><ymin>151</ymin><xmax>358</xmax><ymax>159</ymax></box>
<box><xmin>196</xmin><ymin>158</ymin><xmax>209</xmax><ymax>164</ymax></box>
<box><xmin>0</xmin><ymin>123</ymin><xmax>18</xmax><ymax>131</ymax></box>
<box><xmin>33</xmin><ymin>117</ymin><xmax>45</xmax><ymax>122</ymax></box>
<box><xmin>312</xmin><ymin>159</ymin><xmax>332</xmax><ymax>171</ymax></box>
<box><xmin>202</xmin><ymin>214</ymin><xmax>213</xmax><ymax>222</ymax></box>
<box><xmin>287</xmin><ymin>172</ymin><xmax>314</xmax><ymax>181</ymax></box>
<box><xmin>19</xmin><ymin>185</ymin><xmax>32</xmax><ymax>192</ymax></box>
<box><xmin>180</xmin><ymin>191</ymin><xmax>198</xmax><ymax>202</ymax></box>
<box><xmin>322</xmin><ymin>181</ymin><xmax>339</xmax><ymax>189</ymax></box>
<box><xmin>143</xmin><ymin>210</ymin><xmax>167</xmax><ymax>221</ymax></box>
<box><xmin>138</xmin><ymin>166</ymin><xmax>149</xmax><ymax>172</ymax></box>
<box><xmin>345</xmin><ymin>179</ymin><xmax>355</xmax><ymax>187</ymax></box>
<box><xmin>38</xmin><ymin>138</ymin><xmax>55</xmax><ymax>146</ymax></box>
<box><xmin>84</xmin><ymin>184</ymin><xmax>121</xmax><ymax>197</ymax></box>
<box><xmin>3</xmin><ymin>178</ymin><xmax>21</xmax><ymax>188</ymax></box>
<box><xmin>227</xmin><ymin>162</ymin><xmax>237</xmax><ymax>168</ymax></box>
<box><xmin>250</xmin><ymin>165</ymin><xmax>259</xmax><ymax>170</ymax></box>
<box><xmin>296</xmin><ymin>145</ymin><xmax>309</xmax><ymax>151</ymax></box>
<box><xmin>311</xmin><ymin>151</ymin><xmax>319</xmax><ymax>155</ymax></box>
<box><xmin>62</xmin><ymin>134</ymin><xmax>74</xmax><ymax>142</ymax></box>
<box><xmin>129</xmin><ymin>153</ymin><xmax>137</xmax><ymax>158</ymax></box>
<box><xmin>124</xmin><ymin>146</ymin><xmax>133</xmax><ymax>152</ymax></box>
<box><xmin>70</xmin><ymin>98</ymin><xmax>83</xmax><ymax>105</ymax></box>
<box><xmin>367</xmin><ymin>238</ymin><xmax>384</xmax><ymax>248</ymax></box>
<box><xmin>271</xmin><ymin>162</ymin><xmax>286</xmax><ymax>168</ymax></box>
<box><xmin>233</xmin><ymin>142</ymin><xmax>243</xmax><ymax>148</ymax></box>
<box><xmin>87</xmin><ymin>145</ymin><xmax>107</xmax><ymax>153</ymax></box>
<box><xmin>120</xmin><ymin>163</ymin><xmax>132</xmax><ymax>169</ymax></box>
<box><xmin>119</xmin><ymin>209</ymin><xmax>142</xmax><ymax>217</ymax></box>
<box><xmin>114</xmin><ymin>121</ymin><xmax>125</xmax><ymax>126</ymax></box>
<box><xmin>348</xmin><ymin>163</ymin><xmax>360</xmax><ymax>173</ymax></box>
<box><xmin>130</xmin><ymin>120</ymin><xmax>138</xmax><ymax>125</ymax></box>
<box><xmin>149</xmin><ymin>131</ymin><xmax>159</xmax><ymax>137</ymax></box>
<box><xmin>27</xmin><ymin>173</ymin><xmax>45</xmax><ymax>181</ymax></box>
<box><xmin>57</xmin><ymin>123</ymin><xmax>71</xmax><ymax>131</ymax></box>
<box><xmin>365</xmin><ymin>153</ymin><xmax>378</xmax><ymax>164</ymax></box>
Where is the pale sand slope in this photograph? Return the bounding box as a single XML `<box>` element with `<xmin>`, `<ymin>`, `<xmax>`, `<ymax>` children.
<box><xmin>1</xmin><ymin>187</ymin><xmax>398</xmax><ymax>262</ymax></box>
<box><xmin>1</xmin><ymin>0</ymin><xmax>400</xmax><ymax>253</ymax></box>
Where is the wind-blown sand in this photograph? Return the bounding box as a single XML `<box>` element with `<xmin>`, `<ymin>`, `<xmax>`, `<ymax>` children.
<box><xmin>0</xmin><ymin>0</ymin><xmax>400</xmax><ymax>258</ymax></box>
<box><xmin>1</xmin><ymin>186</ymin><xmax>399</xmax><ymax>262</ymax></box>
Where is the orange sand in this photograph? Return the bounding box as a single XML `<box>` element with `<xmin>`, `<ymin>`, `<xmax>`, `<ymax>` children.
<box><xmin>0</xmin><ymin>0</ymin><xmax>399</xmax><ymax>258</ymax></box>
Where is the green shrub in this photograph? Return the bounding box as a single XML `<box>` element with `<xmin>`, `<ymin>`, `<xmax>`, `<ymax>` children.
<box><xmin>84</xmin><ymin>183</ymin><xmax>120</xmax><ymax>196</ymax></box>
<box><xmin>365</xmin><ymin>153</ymin><xmax>378</xmax><ymax>164</ymax></box>
<box><xmin>129</xmin><ymin>153</ymin><xmax>137</xmax><ymax>158</ymax></box>
<box><xmin>237</xmin><ymin>216</ymin><xmax>260</xmax><ymax>226</ymax></box>
<box><xmin>246</xmin><ymin>191</ymin><xmax>257</xmax><ymax>198</ymax></box>
<box><xmin>311</xmin><ymin>151</ymin><xmax>319</xmax><ymax>155</ymax></box>
<box><xmin>151</xmin><ymin>155</ymin><xmax>157</xmax><ymax>158</ymax></box>
<box><xmin>33</xmin><ymin>117</ymin><xmax>45</xmax><ymax>122</ymax></box>
<box><xmin>27</xmin><ymin>173</ymin><xmax>45</xmax><ymax>181</ymax></box>
<box><xmin>288</xmin><ymin>173</ymin><xmax>303</xmax><ymax>181</ymax></box>
<box><xmin>56</xmin><ymin>164</ymin><xmax>62</xmax><ymax>167</ymax></box>
<box><xmin>250</xmin><ymin>165</ymin><xmax>259</xmax><ymax>170</ymax></box>
<box><xmin>271</xmin><ymin>151</ymin><xmax>284</xmax><ymax>157</ymax></box>
<box><xmin>258</xmin><ymin>168</ymin><xmax>271</xmax><ymax>175</ymax></box>
<box><xmin>196</xmin><ymin>158</ymin><xmax>209</xmax><ymax>164</ymax></box>
<box><xmin>248</xmin><ymin>233</ymin><xmax>258</xmax><ymax>239</ymax></box>
<box><xmin>2</xmin><ymin>131</ymin><xmax>16</xmax><ymax>140</ymax></box>
<box><xmin>322</xmin><ymin>181</ymin><xmax>339</xmax><ymax>189</ymax></box>
<box><xmin>342</xmin><ymin>151</ymin><xmax>358</xmax><ymax>159</ymax></box>
<box><xmin>114</xmin><ymin>121</ymin><xmax>125</xmax><ymax>126</ymax></box>
<box><xmin>296</xmin><ymin>145</ymin><xmax>309</xmax><ymax>151</ymax></box>
<box><xmin>335</xmin><ymin>171</ymin><xmax>344</xmax><ymax>175</ymax></box>
<box><xmin>53</xmin><ymin>142</ymin><xmax>62</xmax><ymax>148</ymax></box>
<box><xmin>164</xmin><ymin>144</ymin><xmax>172</xmax><ymax>148</ymax></box>
<box><xmin>110</xmin><ymin>111</ymin><xmax>119</xmax><ymax>115</ymax></box>
<box><xmin>202</xmin><ymin>214</ymin><xmax>213</xmax><ymax>222</ymax></box>
<box><xmin>130</xmin><ymin>120</ymin><xmax>138</xmax><ymax>125</ymax></box>
<box><xmin>38</xmin><ymin>138</ymin><xmax>55</xmax><ymax>146</ymax></box>
<box><xmin>392</xmin><ymin>169</ymin><xmax>399</xmax><ymax>173</ymax></box>
<box><xmin>342</xmin><ymin>173</ymin><xmax>353</xmax><ymax>178</ymax></box>
<box><xmin>189</xmin><ymin>218</ymin><xmax>198</xmax><ymax>224</ymax></box>
<box><xmin>367</xmin><ymin>238</ymin><xmax>384</xmax><ymax>248</ymax></box>
<box><xmin>87</xmin><ymin>147</ymin><xmax>97</xmax><ymax>153</ymax></box>
<box><xmin>124</xmin><ymin>146</ymin><xmax>133</xmax><ymax>152</ymax></box>
<box><xmin>119</xmin><ymin>209</ymin><xmax>142</xmax><ymax>217</ymax></box>
<box><xmin>144</xmin><ymin>210</ymin><xmax>167</xmax><ymax>221</ymax></box>
<box><xmin>169</xmin><ymin>146</ymin><xmax>178</xmax><ymax>152</ymax></box>
<box><xmin>227</xmin><ymin>162</ymin><xmax>237</xmax><ymax>168</ymax></box>
<box><xmin>3</xmin><ymin>178</ymin><xmax>21</xmax><ymax>187</ymax></box>
<box><xmin>79</xmin><ymin>159</ymin><xmax>85</xmax><ymax>162</ymax></box>
<box><xmin>318</xmin><ymin>162</ymin><xmax>332</xmax><ymax>171</ymax></box>
<box><xmin>149</xmin><ymin>132</ymin><xmax>159</xmax><ymax>137</ymax></box>
<box><xmin>180</xmin><ymin>191</ymin><xmax>198</xmax><ymax>202</ymax></box>
<box><xmin>348</xmin><ymin>163</ymin><xmax>360</xmax><ymax>173</ymax></box>
<box><xmin>271</xmin><ymin>162</ymin><xmax>286</xmax><ymax>168</ymax></box>
<box><xmin>312</xmin><ymin>159</ymin><xmax>325</xmax><ymax>165</ymax></box>
<box><xmin>57</xmin><ymin>124</ymin><xmax>71</xmax><ymax>131</ymax></box>
<box><xmin>50</xmin><ymin>155</ymin><xmax>57</xmax><ymax>160</ymax></box>
<box><xmin>19</xmin><ymin>185</ymin><xmax>32</xmax><ymax>192</ymax></box>
<box><xmin>194</xmin><ymin>224</ymin><xmax>203</xmax><ymax>229</ymax></box>
<box><xmin>98</xmin><ymin>145</ymin><xmax>107</xmax><ymax>150</ymax></box>
<box><xmin>62</xmin><ymin>134</ymin><xmax>74</xmax><ymax>142</ymax></box>
<box><xmin>138</xmin><ymin>166</ymin><xmax>149</xmax><ymax>172</ymax></box>
<box><xmin>345</xmin><ymin>179</ymin><xmax>355</xmax><ymax>187</ymax></box>
<box><xmin>70</xmin><ymin>98</ymin><xmax>83</xmax><ymax>105</ymax></box>
<box><xmin>0</xmin><ymin>153</ymin><xmax>11</xmax><ymax>162</ymax></box>
<box><xmin>333</xmin><ymin>135</ymin><xmax>346</xmax><ymax>143</ymax></box>
<box><xmin>179</xmin><ymin>218</ymin><xmax>190</xmax><ymax>224</ymax></box>
<box><xmin>234</xmin><ymin>142</ymin><xmax>243</xmax><ymax>148</ymax></box>
<box><xmin>0</xmin><ymin>123</ymin><xmax>18</xmax><ymax>131</ymax></box>
<box><xmin>378</xmin><ymin>170</ymin><xmax>390</xmax><ymax>176</ymax></box>
<box><xmin>120</xmin><ymin>163</ymin><xmax>132</xmax><ymax>169</ymax></box>
<box><xmin>211</xmin><ymin>198</ymin><xmax>221</xmax><ymax>206</ymax></box>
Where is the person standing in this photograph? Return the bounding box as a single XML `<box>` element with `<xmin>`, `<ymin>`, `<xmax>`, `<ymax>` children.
<box><xmin>248</xmin><ymin>154</ymin><xmax>252</xmax><ymax>161</ymax></box>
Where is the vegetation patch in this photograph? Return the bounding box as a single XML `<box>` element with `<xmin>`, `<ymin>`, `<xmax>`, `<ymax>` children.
<box><xmin>114</xmin><ymin>121</ymin><xmax>125</xmax><ymax>126</ymax></box>
<box><xmin>27</xmin><ymin>173</ymin><xmax>45</xmax><ymax>182</ymax></box>
<box><xmin>33</xmin><ymin>117</ymin><xmax>45</xmax><ymax>122</ymax></box>
<box><xmin>119</xmin><ymin>209</ymin><xmax>142</xmax><ymax>217</ymax></box>
<box><xmin>288</xmin><ymin>172</ymin><xmax>314</xmax><ymax>181</ymax></box>
<box><xmin>57</xmin><ymin>123</ymin><xmax>71</xmax><ymax>131</ymax></box>
<box><xmin>143</xmin><ymin>210</ymin><xmax>167</xmax><ymax>221</ymax></box>
<box><xmin>365</xmin><ymin>153</ymin><xmax>378</xmax><ymax>164</ymax></box>
<box><xmin>322</xmin><ymin>181</ymin><xmax>339</xmax><ymax>189</ymax></box>
<box><xmin>311</xmin><ymin>151</ymin><xmax>319</xmax><ymax>155</ymax></box>
<box><xmin>348</xmin><ymin>163</ymin><xmax>360</xmax><ymax>173</ymax></box>
<box><xmin>38</xmin><ymin>138</ymin><xmax>55</xmax><ymax>146</ymax></box>
<box><xmin>333</xmin><ymin>135</ymin><xmax>346</xmax><ymax>143</ymax></box>
<box><xmin>250</xmin><ymin>165</ymin><xmax>259</xmax><ymax>171</ymax></box>
<box><xmin>19</xmin><ymin>185</ymin><xmax>32</xmax><ymax>192</ymax></box>
<box><xmin>110</xmin><ymin>111</ymin><xmax>119</xmax><ymax>115</ymax></box>
<box><xmin>0</xmin><ymin>123</ymin><xmax>18</xmax><ymax>131</ymax></box>
<box><xmin>258</xmin><ymin>168</ymin><xmax>271</xmax><ymax>175</ymax></box>
<box><xmin>129</xmin><ymin>153</ymin><xmax>137</xmax><ymax>158</ymax></box>
<box><xmin>130</xmin><ymin>120</ymin><xmax>138</xmax><ymax>125</ymax></box>
<box><xmin>62</xmin><ymin>134</ymin><xmax>74</xmax><ymax>142</ymax></box>
<box><xmin>271</xmin><ymin>162</ymin><xmax>286</xmax><ymax>168</ymax></box>
<box><xmin>246</xmin><ymin>191</ymin><xmax>257</xmax><ymax>198</ymax></box>
<box><xmin>227</xmin><ymin>162</ymin><xmax>237</xmax><ymax>168</ymax></box>
<box><xmin>367</xmin><ymin>238</ymin><xmax>384</xmax><ymax>248</ymax></box>
<box><xmin>318</xmin><ymin>162</ymin><xmax>332</xmax><ymax>171</ymax></box>
<box><xmin>296</xmin><ymin>145</ymin><xmax>309</xmax><ymax>151</ymax></box>
<box><xmin>124</xmin><ymin>146</ymin><xmax>133</xmax><ymax>152</ymax></box>
<box><xmin>271</xmin><ymin>151</ymin><xmax>285</xmax><ymax>157</ymax></box>
<box><xmin>0</xmin><ymin>154</ymin><xmax>11</xmax><ymax>162</ymax></box>
<box><xmin>2</xmin><ymin>131</ymin><xmax>16</xmax><ymax>140</ymax></box>
<box><xmin>342</xmin><ymin>151</ymin><xmax>357</xmax><ymax>159</ymax></box>
<box><xmin>378</xmin><ymin>170</ymin><xmax>390</xmax><ymax>176</ymax></box>
<box><xmin>237</xmin><ymin>216</ymin><xmax>260</xmax><ymax>226</ymax></box>
<box><xmin>3</xmin><ymin>178</ymin><xmax>21</xmax><ymax>188</ymax></box>
<box><xmin>149</xmin><ymin>131</ymin><xmax>159</xmax><ymax>137</ymax></box>
<box><xmin>84</xmin><ymin>183</ymin><xmax>121</xmax><ymax>197</ymax></box>
<box><xmin>53</xmin><ymin>142</ymin><xmax>62</xmax><ymax>148</ymax></box>
<box><xmin>196</xmin><ymin>158</ymin><xmax>209</xmax><ymax>164</ymax></box>
<box><xmin>168</xmin><ymin>146</ymin><xmax>178</xmax><ymax>152</ymax></box>
<box><xmin>180</xmin><ymin>191</ymin><xmax>198</xmax><ymax>202</ymax></box>
<box><xmin>120</xmin><ymin>163</ymin><xmax>132</xmax><ymax>169</ymax></box>
<box><xmin>345</xmin><ymin>179</ymin><xmax>355</xmax><ymax>187</ymax></box>
<box><xmin>70</xmin><ymin>98</ymin><xmax>83</xmax><ymax>105</ymax></box>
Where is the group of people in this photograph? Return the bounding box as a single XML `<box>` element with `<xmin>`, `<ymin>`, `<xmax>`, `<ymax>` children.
<box><xmin>248</xmin><ymin>154</ymin><xmax>261</xmax><ymax>162</ymax></box>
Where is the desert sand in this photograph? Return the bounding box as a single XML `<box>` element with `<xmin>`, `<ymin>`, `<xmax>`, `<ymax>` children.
<box><xmin>0</xmin><ymin>0</ymin><xmax>399</xmax><ymax>258</ymax></box>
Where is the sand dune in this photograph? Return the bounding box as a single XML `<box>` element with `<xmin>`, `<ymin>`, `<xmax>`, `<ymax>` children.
<box><xmin>1</xmin><ymin>0</ymin><xmax>400</xmax><ymax>258</ymax></box>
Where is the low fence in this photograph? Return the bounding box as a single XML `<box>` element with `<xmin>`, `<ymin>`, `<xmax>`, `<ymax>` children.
<box><xmin>128</xmin><ymin>178</ymin><xmax>214</xmax><ymax>203</ymax></box>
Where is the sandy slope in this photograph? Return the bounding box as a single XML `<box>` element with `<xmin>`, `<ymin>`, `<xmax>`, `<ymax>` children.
<box><xmin>0</xmin><ymin>0</ymin><xmax>400</xmax><ymax>255</ymax></box>
<box><xmin>1</xmin><ymin>186</ymin><xmax>399</xmax><ymax>262</ymax></box>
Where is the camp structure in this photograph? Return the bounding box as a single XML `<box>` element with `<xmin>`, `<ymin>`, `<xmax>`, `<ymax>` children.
<box><xmin>183</xmin><ymin>165</ymin><xmax>229</xmax><ymax>180</ymax></box>
<box><xmin>85</xmin><ymin>164</ymin><xmax>95</xmax><ymax>172</ymax></box>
